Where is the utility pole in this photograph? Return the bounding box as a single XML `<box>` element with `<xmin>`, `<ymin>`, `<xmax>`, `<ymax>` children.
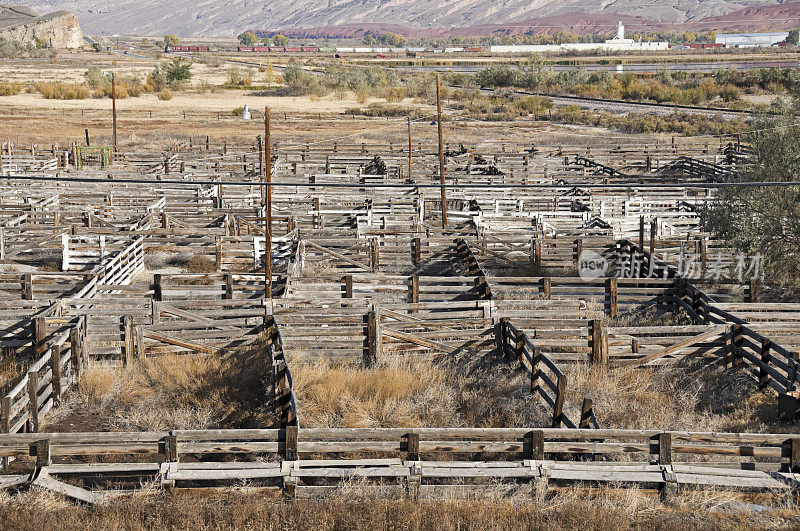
<box><xmin>436</xmin><ymin>75</ymin><xmax>447</xmax><ymax>228</ymax></box>
<box><xmin>264</xmin><ymin>106</ymin><xmax>272</xmax><ymax>299</ymax></box>
<box><xmin>407</xmin><ymin>117</ymin><xmax>412</xmax><ymax>181</ymax></box>
<box><xmin>111</xmin><ymin>72</ymin><xmax>117</xmax><ymax>159</ymax></box>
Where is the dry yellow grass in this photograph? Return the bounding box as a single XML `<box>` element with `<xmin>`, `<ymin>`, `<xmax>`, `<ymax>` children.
<box><xmin>43</xmin><ymin>344</ymin><xmax>276</xmax><ymax>432</ymax></box>
<box><xmin>0</xmin><ymin>483</ymin><xmax>797</xmax><ymax>529</ymax></box>
<box><xmin>292</xmin><ymin>358</ymin><xmax>458</xmax><ymax>427</ymax></box>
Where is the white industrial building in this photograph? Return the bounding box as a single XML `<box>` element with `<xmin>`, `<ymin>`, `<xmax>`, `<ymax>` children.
<box><xmin>489</xmin><ymin>22</ymin><xmax>669</xmax><ymax>54</ymax></box>
<box><xmin>715</xmin><ymin>32</ymin><xmax>789</xmax><ymax>47</ymax></box>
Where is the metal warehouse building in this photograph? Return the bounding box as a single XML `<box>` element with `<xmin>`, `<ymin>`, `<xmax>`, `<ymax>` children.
<box><xmin>715</xmin><ymin>32</ymin><xmax>789</xmax><ymax>47</ymax></box>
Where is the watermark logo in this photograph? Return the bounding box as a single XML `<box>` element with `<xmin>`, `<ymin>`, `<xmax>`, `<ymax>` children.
<box><xmin>578</xmin><ymin>250</ymin><xmax>608</xmax><ymax>281</ymax></box>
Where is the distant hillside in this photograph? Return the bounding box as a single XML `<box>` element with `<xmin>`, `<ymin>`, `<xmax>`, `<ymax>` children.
<box><xmin>14</xmin><ymin>0</ymin><xmax>793</xmax><ymax>38</ymax></box>
<box><xmin>0</xmin><ymin>4</ymin><xmax>82</xmax><ymax>48</ymax></box>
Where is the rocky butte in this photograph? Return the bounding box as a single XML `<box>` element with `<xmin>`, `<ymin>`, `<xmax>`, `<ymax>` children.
<box><xmin>0</xmin><ymin>4</ymin><xmax>83</xmax><ymax>48</ymax></box>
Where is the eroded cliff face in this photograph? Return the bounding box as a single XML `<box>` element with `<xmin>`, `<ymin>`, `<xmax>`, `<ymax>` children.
<box><xmin>0</xmin><ymin>6</ymin><xmax>83</xmax><ymax>48</ymax></box>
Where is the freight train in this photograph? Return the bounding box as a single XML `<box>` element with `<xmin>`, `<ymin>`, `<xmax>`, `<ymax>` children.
<box><xmin>164</xmin><ymin>45</ymin><xmax>212</xmax><ymax>52</ymax></box>
<box><xmin>237</xmin><ymin>46</ymin><xmax>320</xmax><ymax>52</ymax></box>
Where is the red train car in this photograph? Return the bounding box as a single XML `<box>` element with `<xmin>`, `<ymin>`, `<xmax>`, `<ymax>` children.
<box><xmin>166</xmin><ymin>45</ymin><xmax>209</xmax><ymax>52</ymax></box>
<box><xmin>237</xmin><ymin>46</ymin><xmax>254</xmax><ymax>52</ymax></box>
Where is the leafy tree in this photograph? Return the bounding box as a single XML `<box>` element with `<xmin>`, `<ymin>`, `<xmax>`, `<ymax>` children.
<box><xmin>238</xmin><ymin>31</ymin><xmax>258</xmax><ymax>46</ymax></box>
<box><xmin>163</xmin><ymin>57</ymin><xmax>192</xmax><ymax>84</ymax></box>
<box><xmin>164</xmin><ymin>34</ymin><xmax>180</xmax><ymax>47</ymax></box>
<box><xmin>272</xmin><ymin>34</ymin><xmax>289</xmax><ymax>46</ymax></box>
<box><xmin>704</xmin><ymin>108</ymin><xmax>800</xmax><ymax>285</ymax></box>
<box><xmin>362</xmin><ymin>35</ymin><xmax>377</xmax><ymax>46</ymax></box>
<box><xmin>91</xmin><ymin>42</ymin><xmax>103</xmax><ymax>53</ymax></box>
<box><xmin>378</xmin><ymin>33</ymin><xmax>408</xmax><ymax>47</ymax></box>
<box><xmin>788</xmin><ymin>29</ymin><xmax>799</xmax><ymax>45</ymax></box>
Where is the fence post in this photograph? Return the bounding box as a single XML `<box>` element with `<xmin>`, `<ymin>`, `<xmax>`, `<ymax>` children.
<box><xmin>370</xmin><ymin>238</ymin><xmax>380</xmax><ymax>272</ymax></box>
<box><xmin>551</xmin><ymin>374</ymin><xmax>566</xmax><ymax>428</ymax></box>
<box><xmin>791</xmin><ymin>438</ymin><xmax>800</xmax><ymax>473</ymax></box>
<box><xmin>412</xmin><ymin>237</ymin><xmax>421</xmax><ymax>267</ymax></box>
<box><xmin>215</xmin><ymin>237</ymin><xmax>222</xmax><ymax>272</ymax></box>
<box><xmin>748</xmin><ymin>280</ymin><xmax>759</xmax><ymax>303</ymax></box>
<box><xmin>574</xmin><ymin>238</ymin><xmax>583</xmax><ymax>265</ymax></box>
<box><xmin>731</xmin><ymin>324</ymin><xmax>743</xmax><ymax>368</ymax></box>
<box><xmin>590</xmin><ymin>320</ymin><xmax>606</xmax><ymax>365</ymax></box>
<box><xmin>123</xmin><ymin>315</ymin><xmax>134</xmax><ymax>366</ymax></box>
<box><xmin>656</xmin><ymin>432</ymin><xmax>677</xmax><ymax>500</ymax></box>
<box><xmin>281</xmin><ymin>425</ymin><xmax>298</xmax><ymax>461</ymax></box>
<box><xmin>1</xmin><ymin>396</ymin><xmax>8</xmax><ymax>469</ymax></box>
<box><xmin>153</xmin><ymin>274</ymin><xmax>163</xmax><ymax>301</ymax></box>
<box><xmin>515</xmin><ymin>328</ymin><xmax>524</xmax><ymax>367</ymax></box>
<box><xmin>27</xmin><ymin>369</ymin><xmax>39</xmax><ymax>432</ymax></box>
<box><xmin>367</xmin><ymin>308</ymin><xmax>382</xmax><ymax>367</ymax></box>
<box><xmin>494</xmin><ymin>318</ymin><xmax>507</xmax><ymax>358</ymax></box>
<box><xmin>530</xmin><ymin>345</ymin><xmax>541</xmax><ymax>396</ymax></box>
<box><xmin>759</xmin><ymin>338</ymin><xmax>772</xmax><ymax>390</ymax></box>
<box><xmin>50</xmin><ymin>344</ymin><xmax>62</xmax><ymax>406</ymax></box>
<box><xmin>224</xmin><ymin>273</ymin><xmax>233</xmax><ymax>300</ymax></box>
<box><xmin>344</xmin><ymin>275</ymin><xmax>353</xmax><ymax>299</ymax></box>
<box><xmin>32</xmin><ymin>439</ymin><xmax>51</xmax><ymax>468</ymax></box>
<box><xmin>541</xmin><ymin>277</ymin><xmax>551</xmax><ymax>300</ymax></box>
<box><xmin>33</xmin><ymin>316</ymin><xmax>46</xmax><ymax>357</ymax></box>
<box><xmin>526</xmin><ymin>430</ymin><xmax>544</xmax><ymax>460</ymax></box>
<box><xmin>579</xmin><ymin>398</ymin><xmax>594</xmax><ymax>429</ymax></box>
<box><xmin>606</xmin><ymin>277</ymin><xmax>618</xmax><ymax>319</ymax></box>
<box><xmin>533</xmin><ymin>238</ymin><xmax>542</xmax><ymax>268</ymax></box>
<box><xmin>22</xmin><ymin>273</ymin><xmax>32</xmax><ymax>300</ymax></box>
<box><xmin>410</xmin><ymin>275</ymin><xmax>419</xmax><ymax>304</ymax></box>
<box><xmin>70</xmin><ymin>326</ymin><xmax>82</xmax><ymax>382</ymax></box>
<box><xmin>404</xmin><ymin>431</ymin><xmax>420</xmax><ymax>461</ymax></box>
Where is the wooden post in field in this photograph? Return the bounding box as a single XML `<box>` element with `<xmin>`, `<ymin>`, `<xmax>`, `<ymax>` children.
<box><xmin>494</xmin><ymin>318</ymin><xmax>507</xmax><ymax>358</ymax></box>
<box><xmin>591</xmin><ymin>319</ymin><xmax>606</xmax><ymax>365</ymax></box>
<box><xmin>731</xmin><ymin>323</ymin><xmax>743</xmax><ymax>368</ymax></box>
<box><xmin>606</xmin><ymin>277</ymin><xmax>618</xmax><ymax>319</ymax></box>
<box><xmin>515</xmin><ymin>328</ymin><xmax>524</xmax><ymax>367</ymax></box>
<box><xmin>215</xmin><ymin>237</ymin><xmax>222</xmax><ymax>272</ymax></box>
<box><xmin>638</xmin><ymin>215</ymin><xmax>644</xmax><ymax>251</ymax></box>
<box><xmin>541</xmin><ymin>277</ymin><xmax>551</xmax><ymax>300</ymax></box>
<box><xmin>33</xmin><ymin>316</ymin><xmax>46</xmax><ymax>357</ymax></box>
<box><xmin>579</xmin><ymin>398</ymin><xmax>593</xmax><ymax>429</ymax></box>
<box><xmin>284</xmin><ymin>425</ymin><xmax>298</xmax><ymax>460</ymax></box>
<box><xmin>407</xmin><ymin>117</ymin><xmax>413</xmax><ymax>181</ymax></box>
<box><xmin>70</xmin><ymin>326</ymin><xmax>82</xmax><ymax>382</ymax></box>
<box><xmin>27</xmin><ymin>369</ymin><xmax>39</xmax><ymax>432</ymax></box>
<box><xmin>344</xmin><ymin>275</ymin><xmax>353</xmax><ymax>299</ymax></box>
<box><xmin>530</xmin><ymin>345</ymin><xmax>541</xmax><ymax>395</ymax></box>
<box><xmin>574</xmin><ymin>238</ymin><xmax>583</xmax><ymax>266</ymax></box>
<box><xmin>224</xmin><ymin>273</ymin><xmax>233</xmax><ymax>300</ymax></box>
<box><xmin>367</xmin><ymin>307</ymin><xmax>382</xmax><ymax>366</ymax></box>
<box><xmin>153</xmin><ymin>274</ymin><xmax>163</xmax><ymax>301</ymax></box>
<box><xmin>22</xmin><ymin>273</ymin><xmax>32</xmax><ymax>300</ymax></box>
<box><xmin>50</xmin><ymin>344</ymin><xmax>62</xmax><ymax>406</ymax></box>
<box><xmin>551</xmin><ymin>374</ymin><xmax>566</xmax><ymax>428</ymax></box>
<box><xmin>436</xmin><ymin>75</ymin><xmax>447</xmax><ymax>228</ymax></box>
<box><xmin>649</xmin><ymin>218</ymin><xmax>657</xmax><ymax>275</ymax></box>
<box><xmin>748</xmin><ymin>280</ymin><xmax>759</xmax><ymax>303</ymax></box>
<box><xmin>759</xmin><ymin>338</ymin><xmax>772</xmax><ymax>389</ymax></box>
<box><xmin>123</xmin><ymin>315</ymin><xmax>134</xmax><ymax>366</ymax></box>
<box><xmin>405</xmin><ymin>431</ymin><xmax>420</xmax><ymax>461</ymax></box>
<box><xmin>410</xmin><ymin>275</ymin><xmax>419</xmax><ymax>304</ymax></box>
<box><xmin>412</xmin><ymin>237</ymin><xmax>421</xmax><ymax>267</ymax></box>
